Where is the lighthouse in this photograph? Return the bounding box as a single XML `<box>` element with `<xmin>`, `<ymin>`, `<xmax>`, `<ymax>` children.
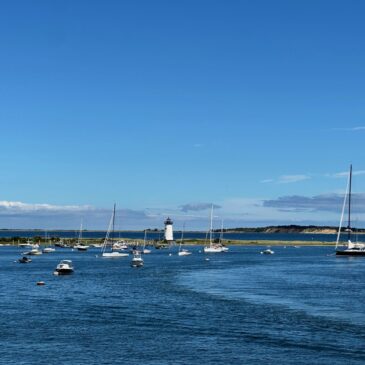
<box><xmin>164</xmin><ymin>217</ymin><xmax>174</xmax><ymax>242</ymax></box>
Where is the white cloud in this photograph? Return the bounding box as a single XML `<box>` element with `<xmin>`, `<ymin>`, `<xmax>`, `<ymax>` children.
<box><xmin>333</xmin><ymin>126</ymin><xmax>365</xmax><ymax>131</ymax></box>
<box><xmin>327</xmin><ymin>170</ymin><xmax>365</xmax><ymax>178</ymax></box>
<box><xmin>260</xmin><ymin>174</ymin><xmax>311</xmax><ymax>184</ymax></box>
<box><xmin>277</xmin><ymin>175</ymin><xmax>311</xmax><ymax>184</ymax></box>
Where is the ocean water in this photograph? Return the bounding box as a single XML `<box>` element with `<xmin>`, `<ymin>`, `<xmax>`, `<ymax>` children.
<box><xmin>0</xmin><ymin>245</ymin><xmax>364</xmax><ymax>364</ymax></box>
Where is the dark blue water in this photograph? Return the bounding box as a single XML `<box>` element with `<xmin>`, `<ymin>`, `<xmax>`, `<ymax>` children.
<box><xmin>0</xmin><ymin>230</ymin><xmax>338</xmax><ymax>242</ymax></box>
<box><xmin>1</xmin><ymin>245</ymin><xmax>365</xmax><ymax>364</ymax></box>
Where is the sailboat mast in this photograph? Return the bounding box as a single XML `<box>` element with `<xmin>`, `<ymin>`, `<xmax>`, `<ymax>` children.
<box><xmin>220</xmin><ymin>219</ymin><xmax>224</xmax><ymax>243</ymax></box>
<box><xmin>112</xmin><ymin>203</ymin><xmax>116</xmax><ymax>241</ymax></box>
<box><xmin>210</xmin><ymin>204</ymin><xmax>213</xmax><ymax>245</ymax></box>
<box><xmin>347</xmin><ymin>164</ymin><xmax>352</xmax><ymax>241</ymax></box>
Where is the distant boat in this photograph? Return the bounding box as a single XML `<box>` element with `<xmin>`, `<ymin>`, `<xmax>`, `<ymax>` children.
<box><xmin>54</xmin><ymin>260</ymin><xmax>74</xmax><ymax>275</ymax></box>
<box><xmin>141</xmin><ymin>230</ymin><xmax>152</xmax><ymax>254</ymax></box>
<box><xmin>131</xmin><ymin>251</ymin><xmax>144</xmax><ymax>267</ymax></box>
<box><xmin>42</xmin><ymin>231</ymin><xmax>55</xmax><ymax>253</ymax></box>
<box><xmin>204</xmin><ymin>205</ymin><xmax>224</xmax><ymax>253</ymax></box>
<box><xmin>42</xmin><ymin>247</ymin><xmax>55</xmax><ymax>253</ymax></box>
<box><xmin>101</xmin><ymin>204</ymin><xmax>129</xmax><ymax>258</ymax></box>
<box><xmin>22</xmin><ymin>248</ymin><xmax>42</xmax><ymax>256</ymax></box>
<box><xmin>178</xmin><ymin>224</ymin><xmax>191</xmax><ymax>256</ymax></box>
<box><xmin>74</xmin><ymin>222</ymin><xmax>89</xmax><ymax>251</ymax></box>
<box><xmin>336</xmin><ymin>165</ymin><xmax>365</xmax><ymax>256</ymax></box>
<box><xmin>18</xmin><ymin>256</ymin><xmax>32</xmax><ymax>263</ymax></box>
<box><xmin>261</xmin><ymin>248</ymin><xmax>274</xmax><ymax>255</ymax></box>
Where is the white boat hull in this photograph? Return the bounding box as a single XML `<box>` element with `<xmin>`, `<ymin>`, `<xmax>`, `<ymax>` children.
<box><xmin>178</xmin><ymin>250</ymin><xmax>192</xmax><ymax>256</ymax></box>
<box><xmin>204</xmin><ymin>246</ymin><xmax>224</xmax><ymax>253</ymax></box>
<box><xmin>102</xmin><ymin>252</ymin><xmax>129</xmax><ymax>258</ymax></box>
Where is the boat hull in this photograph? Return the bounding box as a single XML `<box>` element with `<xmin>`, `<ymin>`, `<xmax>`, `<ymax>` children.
<box><xmin>131</xmin><ymin>259</ymin><xmax>144</xmax><ymax>267</ymax></box>
<box><xmin>55</xmin><ymin>269</ymin><xmax>73</xmax><ymax>275</ymax></box>
<box><xmin>102</xmin><ymin>252</ymin><xmax>129</xmax><ymax>258</ymax></box>
<box><xmin>336</xmin><ymin>250</ymin><xmax>365</xmax><ymax>256</ymax></box>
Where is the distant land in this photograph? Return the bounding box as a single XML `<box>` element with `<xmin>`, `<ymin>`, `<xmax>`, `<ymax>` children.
<box><xmin>0</xmin><ymin>225</ymin><xmax>363</xmax><ymax>234</ymax></box>
<box><xmin>219</xmin><ymin>225</ymin><xmax>364</xmax><ymax>234</ymax></box>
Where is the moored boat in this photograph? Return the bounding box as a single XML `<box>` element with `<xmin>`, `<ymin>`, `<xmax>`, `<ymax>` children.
<box><xmin>131</xmin><ymin>251</ymin><xmax>144</xmax><ymax>267</ymax></box>
<box><xmin>54</xmin><ymin>260</ymin><xmax>74</xmax><ymax>275</ymax></box>
<box><xmin>335</xmin><ymin>165</ymin><xmax>365</xmax><ymax>256</ymax></box>
<box><xmin>18</xmin><ymin>256</ymin><xmax>32</xmax><ymax>263</ymax></box>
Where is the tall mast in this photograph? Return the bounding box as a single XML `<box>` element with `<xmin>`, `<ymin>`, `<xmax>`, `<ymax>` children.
<box><xmin>347</xmin><ymin>164</ymin><xmax>352</xmax><ymax>241</ymax></box>
<box><xmin>220</xmin><ymin>219</ymin><xmax>224</xmax><ymax>243</ymax></box>
<box><xmin>112</xmin><ymin>203</ymin><xmax>116</xmax><ymax>241</ymax></box>
<box><xmin>210</xmin><ymin>204</ymin><xmax>213</xmax><ymax>245</ymax></box>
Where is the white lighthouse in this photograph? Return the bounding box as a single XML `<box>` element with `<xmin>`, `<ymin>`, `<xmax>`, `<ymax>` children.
<box><xmin>164</xmin><ymin>217</ymin><xmax>174</xmax><ymax>242</ymax></box>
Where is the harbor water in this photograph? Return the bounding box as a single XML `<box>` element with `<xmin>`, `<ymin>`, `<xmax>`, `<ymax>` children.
<box><xmin>0</xmin><ymin>245</ymin><xmax>364</xmax><ymax>364</ymax></box>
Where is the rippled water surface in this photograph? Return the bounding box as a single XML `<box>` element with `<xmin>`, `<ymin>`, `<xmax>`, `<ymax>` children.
<box><xmin>1</xmin><ymin>245</ymin><xmax>365</xmax><ymax>364</ymax></box>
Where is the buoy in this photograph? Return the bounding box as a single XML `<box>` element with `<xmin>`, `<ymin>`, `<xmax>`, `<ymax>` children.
<box><xmin>205</xmin><ymin>258</ymin><xmax>210</xmax><ymax>261</ymax></box>
<box><xmin>36</xmin><ymin>281</ymin><xmax>45</xmax><ymax>286</ymax></box>
<box><xmin>168</xmin><ymin>253</ymin><xmax>172</xmax><ymax>256</ymax></box>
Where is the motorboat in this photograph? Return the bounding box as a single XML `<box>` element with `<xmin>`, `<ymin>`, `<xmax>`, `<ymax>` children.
<box><xmin>178</xmin><ymin>249</ymin><xmax>192</xmax><ymax>256</ymax></box>
<box><xmin>261</xmin><ymin>248</ymin><xmax>274</xmax><ymax>255</ymax></box>
<box><xmin>54</xmin><ymin>241</ymin><xmax>66</xmax><ymax>248</ymax></box>
<box><xmin>54</xmin><ymin>260</ymin><xmax>74</xmax><ymax>275</ymax></box>
<box><xmin>22</xmin><ymin>248</ymin><xmax>42</xmax><ymax>256</ymax></box>
<box><xmin>131</xmin><ymin>251</ymin><xmax>144</xmax><ymax>267</ymax></box>
<box><xmin>75</xmin><ymin>245</ymin><xmax>89</xmax><ymax>251</ymax></box>
<box><xmin>42</xmin><ymin>247</ymin><xmax>55</xmax><ymax>253</ymax></box>
<box><xmin>18</xmin><ymin>256</ymin><xmax>32</xmax><ymax>263</ymax></box>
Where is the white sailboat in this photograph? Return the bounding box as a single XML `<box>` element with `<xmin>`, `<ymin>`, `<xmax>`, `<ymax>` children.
<box><xmin>204</xmin><ymin>205</ymin><xmax>224</xmax><ymax>253</ymax></box>
<box><xmin>74</xmin><ymin>222</ymin><xmax>89</xmax><ymax>251</ymax></box>
<box><xmin>178</xmin><ymin>223</ymin><xmax>192</xmax><ymax>256</ymax></box>
<box><xmin>336</xmin><ymin>165</ymin><xmax>365</xmax><ymax>256</ymax></box>
<box><xmin>142</xmin><ymin>230</ymin><xmax>151</xmax><ymax>254</ymax></box>
<box><xmin>42</xmin><ymin>230</ymin><xmax>55</xmax><ymax>253</ymax></box>
<box><xmin>101</xmin><ymin>204</ymin><xmax>129</xmax><ymax>258</ymax></box>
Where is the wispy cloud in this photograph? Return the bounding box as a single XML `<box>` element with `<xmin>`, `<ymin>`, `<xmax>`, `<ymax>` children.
<box><xmin>327</xmin><ymin>170</ymin><xmax>365</xmax><ymax>178</ymax></box>
<box><xmin>277</xmin><ymin>175</ymin><xmax>311</xmax><ymax>184</ymax></box>
<box><xmin>260</xmin><ymin>174</ymin><xmax>311</xmax><ymax>184</ymax></box>
<box><xmin>333</xmin><ymin>126</ymin><xmax>365</xmax><ymax>131</ymax></box>
<box><xmin>260</xmin><ymin>179</ymin><xmax>274</xmax><ymax>184</ymax></box>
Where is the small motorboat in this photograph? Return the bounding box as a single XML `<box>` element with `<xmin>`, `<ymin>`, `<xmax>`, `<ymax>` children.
<box><xmin>42</xmin><ymin>247</ymin><xmax>55</xmax><ymax>253</ymax></box>
<box><xmin>178</xmin><ymin>249</ymin><xmax>192</xmax><ymax>256</ymax></box>
<box><xmin>18</xmin><ymin>256</ymin><xmax>32</xmax><ymax>263</ymax></box>
<box><xmin>54</xmin><ymin>260</ymin><xmax>74</xmax><ymax>275</ymax></box>
<box><xmin>131</xmin><ymin>251</ymin><xmax>144</xmax><ymax>268</ymax></box>
<box><xmin>22</xmin><ymin>249</ymin><xmax>42</xmax><ymax>256</ymax></box>
<box><xmin>261</xmin><ymin>248</ymin><xmax>274</xmax><ymax>255</ymax></box>
<box><xmin>74</xmin><ymin>245</ymin><xmax>89</xmax><ymax>251</ymax></box>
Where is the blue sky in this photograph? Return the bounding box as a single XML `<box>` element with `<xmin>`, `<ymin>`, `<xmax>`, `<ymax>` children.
<box><xmin>1</xmin><ymin>0</ymin><xmax>365</xmax><ymax>229</ymax></box>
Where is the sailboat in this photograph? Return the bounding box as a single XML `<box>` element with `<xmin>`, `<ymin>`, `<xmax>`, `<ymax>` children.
<box><xmin>142</xmin><ymin>230</ymin><xmax>151</xmax><ymax>254</ymax></box>
<box><xmin>178</xmin><ymin>224</ymin><xmax>192</xmax><ymax>256</ymax></box>
<box><xmin>204</xmin><ymin>205</ymin><xmax>224</xmax><ymax>253</ymax></box>
<box><xmin>42</xmin><ymin>230</ymin><xmax>55</xmax><ymax>253</ymax></box>
<box><xmin>101</xmin><ymin>204</ymin><xmax>129</xmax><ymax>258</ymax></box>
<box><xmin>336</xmin><ymin>164</ymin><xmax>365</xmax><ymax>256</ymax></box>
<box><xmin>74</xmin><ymin>222</ymin><xmax>89</xmax><ymax>251</ymax></box>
